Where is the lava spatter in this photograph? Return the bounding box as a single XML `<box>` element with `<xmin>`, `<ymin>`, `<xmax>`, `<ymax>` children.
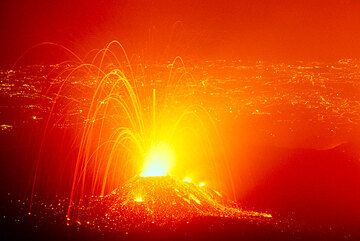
<box><xmin>75</xmin><ymin>176</ymin><xmax>271</xmax><ymax>231</ymax></box>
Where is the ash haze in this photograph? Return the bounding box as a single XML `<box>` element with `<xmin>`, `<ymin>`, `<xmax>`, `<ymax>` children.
<box><xmin>1</xmin><ymin>0</ymin><xmax>360</xmax><ymax>65</ymax></box>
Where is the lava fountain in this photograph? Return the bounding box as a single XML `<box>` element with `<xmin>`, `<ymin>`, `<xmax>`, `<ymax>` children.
<box><xmin>141</xmin><ymin>142</ymin><xmax>174</xmax><ymax>177</ymax></box>
<box><xmin>29</xmin><ymin>41</ymin><xmax>271</xmax><ymax>230</ymax></box>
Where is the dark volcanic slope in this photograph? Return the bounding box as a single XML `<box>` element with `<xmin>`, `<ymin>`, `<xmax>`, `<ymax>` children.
<box><xmin>75</xmin><ymin>176</ymin><xmax>271</xmax><ymax>231</ymax></box>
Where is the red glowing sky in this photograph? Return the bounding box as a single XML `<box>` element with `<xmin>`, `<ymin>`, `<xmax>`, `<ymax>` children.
<box><xmin>1</xmin><ymin>0</ymin><xmax>360</xmax><ymax>65</ymax></box>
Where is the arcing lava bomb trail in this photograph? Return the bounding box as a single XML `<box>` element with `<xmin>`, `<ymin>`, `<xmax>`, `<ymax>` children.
<box><xmin>21</xmin><ymin>41</ymin><xmax>271</xmax><ymax>232</ymax></box>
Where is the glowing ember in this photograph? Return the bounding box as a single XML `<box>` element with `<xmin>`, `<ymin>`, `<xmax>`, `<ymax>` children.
<box><xmin>183</xmin><ymin>177</ymin><xmax>192</xmax><ymax>183</ymax></box>
<box><xmin>198</xmin><ymin>182</ymin><xmax>206</xmax><ymax>187</ymax></box>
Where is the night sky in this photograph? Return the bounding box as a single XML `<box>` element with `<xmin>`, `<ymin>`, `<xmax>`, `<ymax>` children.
<box><xmin>1</xmin><ymin>0</ymin><xmax>360</xmax><ymax>65</ymax></box>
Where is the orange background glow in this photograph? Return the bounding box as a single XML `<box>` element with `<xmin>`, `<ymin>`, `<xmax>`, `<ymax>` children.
<box><xmin>1</xmin><ymin>0</ymin><xmax>360</xmax><ymax>65</ymax></box>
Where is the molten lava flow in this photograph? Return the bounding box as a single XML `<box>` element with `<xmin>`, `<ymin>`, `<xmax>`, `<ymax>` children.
<box><xmin>141</xmin><ymin>142</ymin><xmax>174</xmax><ymax>177</ymax></box>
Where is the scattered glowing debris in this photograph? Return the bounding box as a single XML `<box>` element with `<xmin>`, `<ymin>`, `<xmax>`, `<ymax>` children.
<box><xmin>213</xmin><ymin>190</ymin><xmax>223</xmax><ymax>197</ymax></box>
<box><xmin>189</xmin><ymin>194</ymin><xmax>201</xmax><ymax>205</ymax></box>
<box><xmin>75</xmin><ymin>176</ymin><xmax>272</xmax><ymax>231</ymax></box>
<box><xmin>198</xmin><ymin>182</ymin><xmax>206</xmax><ymax>187</ymax></box>
<box><xmin>182</xmin><ymin>197</ymin><xmax>190</xmax><ymax>204</ymax></box>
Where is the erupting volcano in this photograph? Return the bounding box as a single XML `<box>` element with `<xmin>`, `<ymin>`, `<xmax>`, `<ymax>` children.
<box><xmin>19</xmin><ymin>41</ymin><xmax>271</xmax><ymax>231</ymax></box>
<box><xmin>74</xmin><ymin>161</ymin><xmax>271</xmax><ymax>231</ymax></box>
